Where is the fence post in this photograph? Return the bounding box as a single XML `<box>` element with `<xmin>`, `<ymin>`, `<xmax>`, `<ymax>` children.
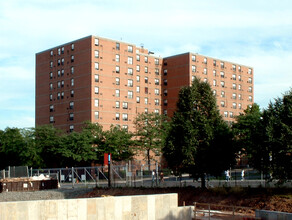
<box><xmin>155</xmin><ymin>163</ymin><xmax>158</xmax><ymax>186</ymax></box>
<box><xmin>8</xmin><ymin>166</ymin><xmax>10</xmax><ymax>178</ymax></box>
<box><xmin>84</xmin><ymin>168</ymin><xmax>87</xmax><ymax>187</ymax></box>
<box><xmin>126</xmin><ymin>163</ymin><xmax>128</xmax><ymax>186</ymax></box>
<box><xmin>208</xmin><ymin>204</ymin><xmax>211</xmax><ymax>220</ymax></box>
<box><xmin>72</xmin><ymin>167</ymin><xmax>74</xmax><ymax>188</ymax></box>
<box><xmin>193</xmin><ymin>202</ymin><xmax>197</xmax><ymax>220</ymax></box>
<box><xmin>141</xmin><ymin>165</ymin><xmax>144</xmax><ymax>187</ymax></box>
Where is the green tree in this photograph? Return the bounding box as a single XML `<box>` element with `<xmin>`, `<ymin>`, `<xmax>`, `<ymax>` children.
<box><xmin>134</xmin><ymin>113</ymin><xmax>169</xmax><ymax>170</ymax></box>
<box><xmin>262</xmin><ymin>90</ymin><xmax>292</xmax><ymax>182</ymax></box>
<box><xmin>163</xmin><ymin>78</ymin><xmax>235</xmax><ymax>188</ymax></box>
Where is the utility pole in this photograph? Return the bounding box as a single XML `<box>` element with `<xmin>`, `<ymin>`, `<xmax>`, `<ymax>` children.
<box><xmin>108</xmin><ymin>154</ymin><xmax>111</xmax><ymax>188</ymax></box>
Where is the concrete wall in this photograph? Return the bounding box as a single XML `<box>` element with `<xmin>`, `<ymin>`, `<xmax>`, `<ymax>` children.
<box><xmin>255</xmin><ymin>209</ymin><xmax>292</xmax><ymax>220</ymax></box>
<box><xmin>0</xmin><ymin>193</ymin><xmax>192</xmax><ymax>220</ymax></box>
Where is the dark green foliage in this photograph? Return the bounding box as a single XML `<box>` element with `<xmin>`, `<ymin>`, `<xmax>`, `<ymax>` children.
<box><xmin>163</xmin><ymin>78</ymin><xmax>235</xmax><ymax>187</ymax></box>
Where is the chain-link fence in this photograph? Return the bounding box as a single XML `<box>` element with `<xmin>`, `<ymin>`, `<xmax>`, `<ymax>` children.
<box><xmin>0</xmin><ymin>166</ymin><xmax>29</xmax><ymax>179</ymax></box>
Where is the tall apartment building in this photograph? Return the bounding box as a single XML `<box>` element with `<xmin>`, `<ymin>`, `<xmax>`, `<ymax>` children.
<box><xmin>36</xmin><ymin>35</ymin><xmax>253</xmax><ymax>132</ymax></box>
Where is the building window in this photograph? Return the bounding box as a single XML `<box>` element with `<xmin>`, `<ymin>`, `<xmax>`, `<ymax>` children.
<box><xmin>238</xmin><ymin>94</ymin><xmax>242</xmax><ymax>100</ymax></box>
<box><xmin>128</xmin><ymin>68</ymin><xmax>133</xmax><ymax>75</ymax></box>
<box><xmin>144</xmin><ymin>56</ymin><xmax>148</xmax><ymax>63</ymax></box>
<box><xmin>232</xmin><ymin>64</ymin><xmax>236</xmax><ymax>71</ymax></box>
<box><xmin>116</xmin><ymin>66</ymin><xmax>120</xmax><ymax>73</ymax></box>
<box><xmin>71</xmin><ymin>44</ymin><xmax>74</xmax><ymax>51</ymax></box>
<box><xmin>192</xmin><ymin>65</ymin><xmax>196</xmax><ymax>72</ymax></box>
<box><xmin>50</xmin><ymin>61</ymin><xmax>53</xmax><ymax>68</ymax></box>
<box><xmin>221</xmin><ymin>91</ymin><xmax>225</xmax><ymax>98</ymax></box>
<box><xmin>155</xmin><ymin>99</ymin><xmax>159</xmax><ymax>106</ymax></box>
<box><xmin>71</xmin><ymin>90</ymin><xmax>74</xmax><ymax>97</ymax></box>
<box><xmin>95</xmin><ymin>111</ymin><xmax>99</xmax><ymax>119</ymax></box>
<box><xmin>164</xmin><ymin>69</ymin><xmax>167</xmax><ymax>75</ymax></box>
<box><xmin>123</xmin><ymin>102</ymin><xmax>128</xmax><ymax>109</ymax></box>
<box><xmin>61</xmin><ymin>69</ymin><xmax>64</xmax><ymax>76</ymax></box>
<box><xmin>57</xmin><ymin>70</ymin><xmax>61</xmax><ymax>77</ymax></box>
<box><xmin>155</xmin><ymin>78</ymin><xmax>159</xmax><ymax>85</ymax></box>
<box><xmin>136</xmin><ymin>54</ymin><xmax>140</xmax><ymax>61</ymax></box>
<box><xmin>192</xmin><ymin>76</ymin><xmax>195</xmax><ymax>82</ymax></box>
<box><xmin>248</xmin><ymin>77</ymin><xmax>252</xmax><ymax>83</ymax></box>
<box><xmin>50</xmin><ymin>116</ymin><xmax>54</xmax><ymax>123</ymax></box>
<box><xmin>128</xmin><ymin>45</ymin><xmax>133</xmax><ymax>53</ymax></box>
<box><xmin>128</xmin><ymin>79</ymin><xmax>133</xmax><ymax>87</ymax></box>
<box><xmin>213</xmin><ymin>70</ymin><xmax>216</xmax><ymax>76</ymax></box>
<box><xmin>233</xmin><ymin>103</ymin><xmax>237</xmax><ymax>109</ymax></box>
<box><xmin>95</xmin><ymin>87</ymin><xmax>99</xmax><ymax>94</ymax></box>
<box><xmin>116</xmin><ymin>77</ymin><xmax>120</xmax><ymax>85</ymax></box>
<box><xmin>50</xmin><ymin>50</ymin><xmax>53</xmax><ymax>56</ymax></box>
<box><xmin>61</xmin><ymin>58</ymin><xmax>64</xmax><ymax>65</ymax></box>
<box><xmin>238</xmin><ymin>103</ymin><xmax>242</xmax><ymax>109</ymax></box>
<box><xmin>136</xmin><ymin>96</ymin><xmax>140</xmax><ymax>103</ymax></box>
<box><xmin>238</xmin><ymin>84</ymin><xmax>242</xmax><ymax>91</ymax></box>
<box><xmin>232</xmin><ymin>93</ymin><xmax>236</xmax><ymax>99</ymax></box>
<box><xmin>69</xmin><ymin>125</ymin><xmax>74</xmax><ymax>132</ymax></box>
<box><xmin>116</xmin><ymin>113</ymin><xmax>120</xmax><ymax>120</ymax></box>
<box><xmin>213</xmin><ymin>80</ymin><xmax>216</xmax><ymax>86</ymax></box>
<box><xmin>71</xmin><ymin>78</ymin><xmax>74</xmax><ymax>86</ymax></box>
<box><xmin>95</xmin><ymin>38</ymin><xmax>99</xmax><ymax>46</ymax></box>
<box><xmin>71</xmin><ymin>67</ymin><xmax>74</xmax><ymax>74</ymax></box>
<box><xmin>116</xmin><ymin>54</ymin><xmax>120</xmax><ymax>62</ymax></box>
<box><xmin>221</xmin><ymin>101</ymin><xmax>225</xmax><ymax>107</ymax></box>
<box><xmin>213</xmin><ymin>90</ymin><xmax>216</xmax><ymax>96</ymax></box>
<box><xmin>155</xmin><ymin>109</ymin><xmax>159</xmax><ymax>114</ymax></box>
<box><xmin>49</xmin><ymin>83</ymin><xmax>53</xmax><ymax>90</ymax></box>
<box><xmin>144</xmin><ymin>98</ymin><xmax>148</xmax><ymax>105</ymax></box>
<box><xmin>213</xmin><ymin>60</ymin><xmax>216</xmax><ymax>66</ymax></box>
<box><xmin>192</xmin><ymin>55</ymin><xmax>196</xmax><ymax>61</ymax></box>
<box><xmin>145</xmin><ymin>87</ymin><xmax>148</xmax><ymax>94</ymax></box>
<box><xmin>49</xmin><ymin>72</ymin><xmax>53</xmax><ymax>79</ymax></box>
<box><xmin>163</xmin><ymin>110</ymin><xmax>167</xmax><ymax>115</ymax></box>
<box><xmin>145</xmin><ymin>77</ymin><xmax>148</xmax><ymax>83</ymax></box>
<box><xmin>57</xmin><ymin>92</ymin><xmax>60</xmax><ymax>100</ymax></box>
<box><xmin>204</xmin><ymin>68</ymin><xmax>207</xmax><ymax>74</ymax></box>
<box><xmin>69</xmin><ymin>113</ymin><xmax>74</xmax><ymax>121</ymax></box>
<box><xmin>145</xmin><ymin>108</ymin><xmax>148</xmax><ymax>113</ymax></box>
<box><xmin>155</xmin><ymin>58</ymin><xmax>159</xmax><ymax>65</ymax></box>
<box><xmin>204</xmin><ymin>57</ymin><xmax>207</xmax><ymax>64</ymax></box>
<box><xmin>70</xmin><ymin>101</ymin><xmax>74</xmax><ymax>109</ymax></box>
<box><xmin>116</xmin><ymin>89</ymin><xmax>120</xmax><ymax>97</ymax></box>
<box><xmin>71</xmin><ymin>55</ymin><xmax>74</xmax><ymax>62</ymax></box>
<box><xmin>238</xmin><ymin>66</ymin><xmax>241</xmax><ymax>72</ymax></box>
<box><xmin>249</xmin><ymin>96</ymin><xmax>253</xmax><ymax>102</ymax></box>
<box><xmin>155</xmin><ymin>68</ymin><xmax>159</xmax><ymax>75</ymax></box>
<box><xmin>49</xmin><ymin>105</ymin><xmax>54</xmax><ymax>112</ymax></box>
<box><xmin>122</xmin><ymin>125</ymin><xmax>128</xmax><ymax>131</ymax></box>
<box><xmin>58</xmin><ymin>59</ymin><xmax>61</xmax><ymax>66</ymax></box>
<box><xmin>230</xmin><ymin>112</ymin><xmax>234</xmax><ymax>118</ymax></box>
<box><xmin>204</xmin><ymin>78</ymin><xmax>208</xmax><ymax>83</ymax></box>
<box><xmin>224</xmin><ymin>111</ymin><xmax>228</xmax><ymax>118</ymax></box>
<box><xmin>164</xmin><ymin>79</ymin><xmax>167</xmax><ymax>86</ymax></box>
<box><xmin>58</xmin><ymin>48</ymin><xmax>61</xmax><ymax>55</ymax></box>
<box><xmin>116</xmin><ymin>42</ymin><xmax>120</xmax><ymax>50</ymax></box>
<box><xmin>155</xmin><ymin>88</ymin><xmax>159</xmax><ymax>95</ymax></box>
<box><xmin>128</xmin><ymin>57</ymin><xmax>133</xmax><ymax>65</ymax></box>
<box><xmin>136</xmin><ymin>75</ymin><xmax>140</xmax><ymax>82</ymax></box>
<box><xmin>164</xmin><ymin>89</ymin><xmax>168</xmax><ymax>96</ymax></box>
<box><xmin>248</xmin><ymin>86</ymin><xmax>253</xmax><ymax>92</ymax></box>
<box><xmin>220</xmin><ymin>81</ymin><xmax>225</xmax><ymax>88</ymax></box>
<box><xmin>145</xmin><ymin>67</ymin><xmax>148</xmax><ymax>73</ymax></box>
<box><xmin>95</xmin><ymin>62</ymin><xmax>99</xmax><ymax>70</ymax></box>
<box><xmin>95</xmin><ymin>74</ymin><xmax>99</xmax><ymax>82</ymax></box>
<box><xmin>128</xmin><ymin>91</ymin><xmax>133</xmax><ymax>99</ymax></box>
<box><xmin>136</xmin><ymin>86</ymin><xmax>140</xmax><ymax>93</ymax></box>
<box><xmin>136</xmin><ymin>65</ymin><xmax>140</xmax><ymax>72</ymax></box>
<box><xmin>220</xmin><ymin>62</ymin><xmax>224</xmax><ymax>68</ymax></box>
<box><xmin>220</xmin><ymin>71</ymin><xmax>225</xmax><ymax>78</ymax></box>
<box><xmin>116</xmin><ymin>101</ymin><xmax>120</xmax><ymax>108</ymax></box>
<box><xmin>61</xmin><ymin>80</ymin><xmax>64</xmax><ymax>87</ymax></box>
<box><xmin>232</xmin><ymin>74</ymin><xmax>236</xmax><ymax>80</ymax></box>
<box><xmin>93</xmin><ymin>98</ymin><xmax>99</xmax><ymax>107</ymax></box>
<box><xmin>95</xmin><ymin>50</ymin><xmax>99</xmax><ymax>58</ymax></box>
<box><xmin>232</xmin><ymin>83</ymin><xmax>237</xmax><ymax>90</ymax></box>
<box><xmin>164</xmin><ymin>99</ymin><xmax>168</xmax><ymax>106</ymax></box>
<box><xmin>248</xmin><ymin>68</ymin><xmax>252</xmax><ymax>74</ymax></box>
<box><xmin>122</xmin><ymin>113</ymin><xmax>128</xmax><ymax>121</ymax></box>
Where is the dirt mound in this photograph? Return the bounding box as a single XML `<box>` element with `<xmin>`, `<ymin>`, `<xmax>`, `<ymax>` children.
<box><xmin>78</xmin><ymin>187</ymin><xmax>292</xmax><ymax>213</ymax></box>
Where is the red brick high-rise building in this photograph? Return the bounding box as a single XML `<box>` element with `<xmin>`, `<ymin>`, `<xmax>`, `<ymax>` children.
<box><xmin>36</xmin><ymin>35</ymin><xmax>253</xmax><ymax>132</ymax></box>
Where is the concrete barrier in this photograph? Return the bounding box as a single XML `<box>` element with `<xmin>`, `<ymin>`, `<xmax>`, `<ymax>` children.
<box><xmin>255</xmin><ymin>209</ymin><xmax>292</xmax><ymax>220</ymax></box>
<box><xmin>0</xmin><ymin>193</ymin><xmax>192</xmax><ymax>220</ymax></box>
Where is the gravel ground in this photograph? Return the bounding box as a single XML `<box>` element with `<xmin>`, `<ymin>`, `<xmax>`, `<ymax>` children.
<box><xmin>0</xmin><ymin>188</ymin><xmax>93</xmax><ymax>202</ymax></box>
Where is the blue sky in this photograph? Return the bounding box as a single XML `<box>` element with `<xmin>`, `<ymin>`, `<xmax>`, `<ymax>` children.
<box><xmin>1</xmin><ymin>0</ymin><xmax>292</xmax><ymax>129</ymax></box>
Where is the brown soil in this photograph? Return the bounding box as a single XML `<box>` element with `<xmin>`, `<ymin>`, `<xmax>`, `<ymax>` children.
<box><xmin>78</xmin><ymin>187</ymin><xmax>292</xmax><ymax>213</ymax></box>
